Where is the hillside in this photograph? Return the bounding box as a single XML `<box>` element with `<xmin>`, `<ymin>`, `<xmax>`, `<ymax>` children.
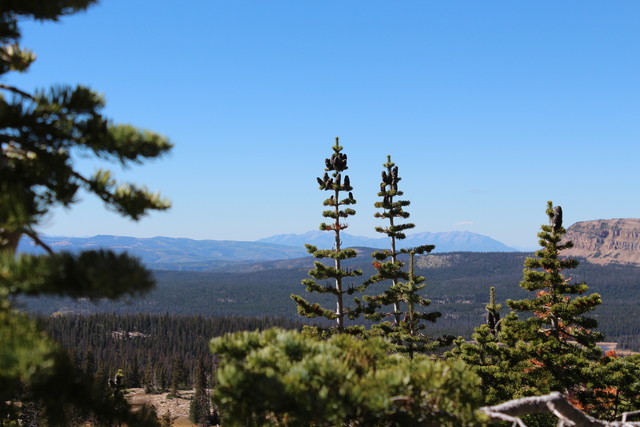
<box><xmin>564</xmin><ymin>218</ymin><xmax>640</xmax><ymax>265</ymax></box>
<box><xmin>21</xmin><ymin>251</ymin><xmax>640</xmax><ymax>351</ymax></box>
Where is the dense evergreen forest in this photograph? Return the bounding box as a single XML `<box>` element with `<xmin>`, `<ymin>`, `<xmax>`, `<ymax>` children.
<box><xmin>40</xmin><ymin>313</ymin><xmax>304</xmax><ymax>390</ymax></box>
<box><xmin>24</xmin><ymin>251</ymin><xmax>640</xmax><ymax>350</ymax></box>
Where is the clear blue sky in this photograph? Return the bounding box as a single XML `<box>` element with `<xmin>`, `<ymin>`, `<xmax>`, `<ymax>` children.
<box><xmin>9</xmin><ymin>1</ymin><xmax>640</xmax><ymax>249</ymax></box>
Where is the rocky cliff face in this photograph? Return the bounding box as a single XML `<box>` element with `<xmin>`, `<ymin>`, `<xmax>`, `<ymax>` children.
<box><xmin>563</xmin><ymin>219</ymin><xmax>640</xmax><ymax>265</ymax></box>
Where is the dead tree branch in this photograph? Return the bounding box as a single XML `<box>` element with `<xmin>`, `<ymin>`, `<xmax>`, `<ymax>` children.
<box><xmin>24</xmin><ymin>228</ymin><xmax>53</xmax><ymax>255</ymax></box>
<box><xmin>0</xmin><ymin>83</ymin><xmax>34</xmax><ymax>99</ymax></box>
<box><xmin>482</xmin><ymin>392</ymin><xmax>640</xmax><ymax>426</ymax></box>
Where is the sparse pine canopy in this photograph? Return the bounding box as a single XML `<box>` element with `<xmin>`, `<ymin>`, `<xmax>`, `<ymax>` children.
<box><xmin>354</xmin><ymin>156</ymin><xmax>446</xmax><ymax>354</ymax></box>
<box><xmin>361</xmin><ymin>155</ymin><xmax>416</xmax><ymax>324</ymax></box>
<box><xmin>291</xmin><ymin>138</ymin><xmax>362</xmax><ymax>332</ymax></box>
<box><xmin>1</xmin><ymin>2</ymin><xmax>170</xmax><ymax>424</ymax></box>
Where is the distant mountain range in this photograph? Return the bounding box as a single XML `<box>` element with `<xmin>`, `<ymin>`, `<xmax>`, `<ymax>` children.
<box><xmin>258</xmin><ymin>230</ymin><xmax>516</xmax><ymax>253</ymax></box>
<box><xmin>17</xmin><ymin>235</ymin><xmax>309</xmax><ymax>270</ymax></box>
<box><xmin>18</xmin><ymin>231</ymin><xmax>517</xmax><ymax>270</ymax></box>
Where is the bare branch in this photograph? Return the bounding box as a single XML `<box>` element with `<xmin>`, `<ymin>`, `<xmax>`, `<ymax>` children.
<box><xmin>482</xmin><ymin>392</ymin><xmax>640</xmax><ymax>426</ymax></box>
<box><xmin>623</xmin><ymin>411</ymin><xmax>640</xmax><ymax>423</ymax></box>
<box><xmin>0</xmin><ymin>83</ymin><xmax>34</xmax><ymax>99</ymax></box>
<box><xmin>24</xmin><ymin>228</ymin><xmax>53</xmax><ymax>255</ymax></box>
<box><xmin>71</xmin><ymin>171</ymin><xmax>92</xmax><ymax>186</ymax></box>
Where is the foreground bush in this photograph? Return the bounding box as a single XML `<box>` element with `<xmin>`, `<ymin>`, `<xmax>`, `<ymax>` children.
<box><xmin>210</xmin><ymin>329</ymin><xmax>487</xmax><ymax>426</ymax></box>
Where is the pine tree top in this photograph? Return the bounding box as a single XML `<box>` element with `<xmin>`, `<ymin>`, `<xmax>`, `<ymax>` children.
<box><xmin>506</xmin><ymin>201</ymin><xmax>603</xmax><ymax>349</ymax></box>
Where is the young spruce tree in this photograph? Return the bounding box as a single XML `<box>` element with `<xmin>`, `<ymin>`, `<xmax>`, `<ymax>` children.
<box><xmin>291</xmin><ymin>138</ymin><xmax>362</xmax><ymax>332</ymax></box>
<box><xmin>501</xmin><ymin>201</ymin><xmax>603</xmax><ymax>400</ymax></box>
<box><xmin>391</xmin><ymin>247</ymin><xmax>450</xmax><ymax>357</ymax></box>
<box><xmin>446</xmin><ymin>287</ymin><xmax>521</xmax><ymax>406</ymax></box>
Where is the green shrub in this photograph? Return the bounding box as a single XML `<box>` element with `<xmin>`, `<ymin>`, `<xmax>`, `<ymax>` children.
<box><xmin>211</xmin><ymin>329</ymin><xmax>487</xmax><ymax>426</ymax></box>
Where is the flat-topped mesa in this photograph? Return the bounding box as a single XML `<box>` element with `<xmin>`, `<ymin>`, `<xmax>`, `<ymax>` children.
<box><xmin>563</xmin><ymin>218</ymin><xmax>640</xmax><ymax>265</ymax></box>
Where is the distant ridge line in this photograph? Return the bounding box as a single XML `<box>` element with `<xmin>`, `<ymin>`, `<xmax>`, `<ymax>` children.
<box><xmin>258</xmin><ymin>230</ymin><xmax>517</xmax><ymax>253</ymax></box>
<box><xmin>18</xmin><ymin>231</ymin><xmax>518</xmax><ymax>271</ymax></box>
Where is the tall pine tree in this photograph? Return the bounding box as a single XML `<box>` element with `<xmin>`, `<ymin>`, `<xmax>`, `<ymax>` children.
<box><xmin>169</xmin><ymin>357</ymin><xmax>187</xmax><ymax>397</ymax></box>
<box><xmin>358</xmin><ymin>156</ymin><xmax>443</xmax><ymax>353</ymax></box>
<box><xmin>189</xmin><ymin>357</ymin><xmax>212</xmax><ymax>427</ymax></box>
<box><xmin>291</xmin><ymin>138</ymin><xmax>362</xmax><ymax>332</ymax></box>
<box><xmin>362</xmin><ymin>156</ymin><xmax>414</xmax><ymax>324</ymax></box>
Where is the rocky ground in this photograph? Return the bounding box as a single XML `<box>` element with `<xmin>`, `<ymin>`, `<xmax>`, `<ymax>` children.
<box><xmin>127</xmin><ymin>388</ymin><xmax>197</xmax><ymax>426</ymax></box>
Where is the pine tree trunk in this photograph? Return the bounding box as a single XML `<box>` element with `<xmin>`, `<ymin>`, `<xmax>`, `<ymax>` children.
<box><xmin>334</xmin><ymin>186</ymin><xmax>344</xmax><ymax>329</ymax></box>
<box><xmin>389</xmin><ymin>217</ymin><xmax>401</xmax><ymax>325</ymax></box>
<box><xmin>0</xmin><ymin>229</ymin><xmax>21</xmax><ymax>252</ymax></box>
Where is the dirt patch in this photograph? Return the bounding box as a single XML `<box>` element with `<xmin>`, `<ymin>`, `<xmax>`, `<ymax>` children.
<box><xmin>127</xmin><ymin>388</ymin><xmax>196</xmax><ymax>425</ymax></box>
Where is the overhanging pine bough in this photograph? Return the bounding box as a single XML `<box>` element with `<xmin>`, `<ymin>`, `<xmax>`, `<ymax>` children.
<box><xmin>1</xmin><ymin>2</ymin><xmax>171</xmax><ymax>424</ymax></box>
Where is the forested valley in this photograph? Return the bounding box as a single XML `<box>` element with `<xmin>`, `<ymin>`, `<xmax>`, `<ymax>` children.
<box><xmin>41</xmin><ymin>313</ymin><xmax>304</xmax><ymax>391</ymax></box>
<box><xmin>26</xmin><ymin>250</ymin><xmax>640</xmax><ymax>351</ymax></box>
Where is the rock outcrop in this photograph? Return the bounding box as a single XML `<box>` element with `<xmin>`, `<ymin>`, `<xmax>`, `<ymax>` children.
<box><xmin>563</xmin><ymin>218</ymin><xmax>640</xmax><ymax>265</ymax></box>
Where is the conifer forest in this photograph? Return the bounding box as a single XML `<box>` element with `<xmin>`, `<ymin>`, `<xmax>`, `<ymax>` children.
<box><xmin>2</xmin><ymin>2</ymin><xmax>640</xmax><ymax>427</ymax></box>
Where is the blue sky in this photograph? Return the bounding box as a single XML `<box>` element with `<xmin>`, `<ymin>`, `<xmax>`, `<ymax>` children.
<box><xmin>9</xmin><ymin>1</ymin><xmax>640</xmax><ymax>249</ymax></box>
